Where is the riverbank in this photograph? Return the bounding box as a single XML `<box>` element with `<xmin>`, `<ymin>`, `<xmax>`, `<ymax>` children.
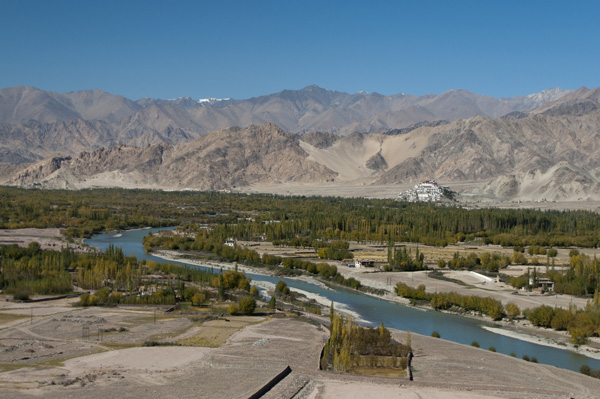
<box><xmin>151</xmin><ymin>248</ymin><xmax>600</xmax><ymax>362</ymax></box>
<box><xmin>151</xmin><ymin>250</ymin><xmax>367</xmax><ymax>322</ymax></box>
<box><xmin>339</xmin><ymin>266</ymin><xmax>600</xmax><ymax>360</ymax></box>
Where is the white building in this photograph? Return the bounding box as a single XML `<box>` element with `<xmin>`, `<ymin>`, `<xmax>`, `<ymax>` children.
<box><xmin>397</xmin><ymin>180</ymin><xmax>451</xmax><ymax>202</ymax></box>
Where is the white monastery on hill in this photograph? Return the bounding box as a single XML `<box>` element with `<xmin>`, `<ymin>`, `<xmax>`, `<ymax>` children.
<box><xmin>397</xmin><ymin>180</ymin><xmax>450</xmax><ymax>202</ymax></box>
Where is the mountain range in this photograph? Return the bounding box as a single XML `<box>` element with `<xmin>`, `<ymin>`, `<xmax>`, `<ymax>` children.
<box><xmin>2</xmin><ymin>84</ymin><xmax>600</xmax><ymax>202</ymax></box>
<box><xmin>0</xmin><ymin>85</ymin><xmax>570</xmax><ymax>164</ymax></box>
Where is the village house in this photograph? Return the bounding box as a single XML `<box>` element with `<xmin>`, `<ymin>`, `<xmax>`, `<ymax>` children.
<box><xmin>354</xmin><ymin>260</ymin><xmax>376</xmax><ymax>268</ymax></box>
<box><xmin>530</xmin><ymin>277</ymin><xmax>555</xmax><ymax>292</ymax></box>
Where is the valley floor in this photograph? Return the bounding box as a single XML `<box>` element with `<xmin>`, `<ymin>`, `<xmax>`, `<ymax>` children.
<box><xmin>152</xmin><ymin>248</ymin><xmax>600</xmax><ymax>362</ymax></box>
<box><xmin>243</xmin><ymin>181</ymin><xmax>600</xmax><ymax>212</ymax></box>
<box><xmin>1</xmin><ymin>296</ymin><xmax>599</xmax><ymax>398</ymax></box>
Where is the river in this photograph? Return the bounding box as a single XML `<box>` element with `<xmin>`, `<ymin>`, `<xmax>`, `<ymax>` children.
<box><xmin>84</xmin><ymin>227</ymin><xmax>600</xmax><ymax>373</ymax></box>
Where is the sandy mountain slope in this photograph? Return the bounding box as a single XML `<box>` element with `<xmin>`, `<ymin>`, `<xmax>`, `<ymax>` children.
<box><xmin>3</xmin><ymin>124</ymin><xmax>337</xmax><ymax>190</ymax></box>
<box><xmin>477</xmin><ymin>162</ymin><xmax>600</xmax><ymax>201</ymax></box>
<box><xmin>3</xmin><ymin>86</ymin><xmax>600</xmax><ymax>202</ymax></box>
<box><xmin>300</xmin><ymin>131</ymin><xmax>432</xmax><ymax>181</ymax></box>
<box><xmin>0</xmin><ymin>85</ymin><xmax>572</xmax><ymax>164</ymax></box>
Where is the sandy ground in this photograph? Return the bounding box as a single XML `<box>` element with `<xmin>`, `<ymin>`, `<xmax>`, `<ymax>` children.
<box><xmin>63</xmin><ymin>346</ymin><xmax>213</xmax><ymax>372</ymax></box>
<box><xmin>2</xmin><ymin>296</ymin><xmax>600</xmax><ymax>399</ymax></box>
<box><xmin>0</xmin><ymin>228</ymin><xmax>91</xmax><ymax>252</ymax></box>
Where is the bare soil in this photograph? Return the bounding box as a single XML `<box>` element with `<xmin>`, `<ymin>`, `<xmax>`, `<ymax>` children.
<box><xmin>1</xmin><ymin>296</ymin><xmax>600</xmax><ymax>398</ymax></box>
<box><xmin>0</xmin><ymin>228</ymin><xmax>91</xmax><ymax>253</ymax></box>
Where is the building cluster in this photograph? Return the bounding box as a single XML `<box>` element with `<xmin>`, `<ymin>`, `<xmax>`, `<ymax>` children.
<box><xmin>397</xmin><ymin>180</ymin><xmax>450</xmax><ymax>202</ymax></box>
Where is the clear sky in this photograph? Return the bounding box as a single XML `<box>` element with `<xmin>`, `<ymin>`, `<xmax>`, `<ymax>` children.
<box><xmin>1</xmin><ymin>0</ymin><xmax>598</xmax><ymax>100</ymax></box>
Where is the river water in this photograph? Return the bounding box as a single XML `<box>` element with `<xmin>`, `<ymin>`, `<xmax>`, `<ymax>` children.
<box><xmin>85</xmin><ymin>227</ymin><xmax>600</xmax><ymax>373</ymax></box>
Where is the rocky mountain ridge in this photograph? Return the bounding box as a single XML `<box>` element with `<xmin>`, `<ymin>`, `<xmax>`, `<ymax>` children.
<box><xmin>2</xmin><ymin>85</ymin><xmax>600</xmax><ymax>202</ymax></box>
<box><xmin>0</xmin><ymin>85</ymin><xmax>572</xmax><ymax>164</ymax></box>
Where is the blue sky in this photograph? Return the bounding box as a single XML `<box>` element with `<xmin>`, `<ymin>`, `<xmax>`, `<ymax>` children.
<box><xmin>1</xmin><ymin>0</ymin><xmax>598</xmax><ymax>100</ymax></box>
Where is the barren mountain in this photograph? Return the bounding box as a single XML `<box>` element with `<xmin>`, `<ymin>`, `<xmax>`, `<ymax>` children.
<box><xmin>3</xmin><ymin>84</ymin><xmax>599</xmax><ymax>202</ymax></box>
<box><xmin>477</xmin><ymin>162</ymin><xmax>600</xmax><ymax>201</ymax></box>
<box><xmin>532</xmin><ymin>87</ymin><xmax>600</xmax><ymax>117</ymax></box>
<box><xmin>5</xmin><ymin>98</ymin><xmax>600</xmax><ymax>201</ymax></box>
<box><xmin>0</xmin><ymin>86</ymin><xmax>141</xmax><ymax>124</ymax></box>
<box><xmin>4</xmin><ymin>124</ymin><xmax>336</xmax><ymax>190</ymax></box>
<box><xmin>0</xmin><ymin>85</ymin><xmax>571</xmax><ymax>164</ymax></box>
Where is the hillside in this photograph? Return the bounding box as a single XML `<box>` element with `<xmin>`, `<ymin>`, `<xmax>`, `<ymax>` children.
<box><xmin>0</xmin><ymin>85</ymin><xmax>570</xmax><ymax>164</ymax></box>
<box><xmin>4</xmin><ymin>124</ymin><xmax>336</xmax><ymax>190</ymax></box>
<box><xmin>3</xmin><ymin>85</ymin><xmax>600</xmax><ymax>202</ymax></box>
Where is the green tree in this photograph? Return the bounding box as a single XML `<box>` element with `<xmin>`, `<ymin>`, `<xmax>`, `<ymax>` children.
<box><xmin>505</xmin><ymin>302</ymin><xmax>521</xmax><ymax>319</ymax></box>
<box><xmin>527</xmin><ymin>305</ymin><xmax>555</xmax><ymax>328</ymax></box>
<box><xmin>191</xmin><ymin>292</ymin><xmax>206</xmax><ymax>306</ymax></box>
<box><xmin>330</xmin><ymin>301</ymin><xmax>334</xmax><ymax>323</ymax></box>
<box><xmin>238</xmin><ymin>296</ymin><xmax>256</xmax><ymax>314</ymax></box>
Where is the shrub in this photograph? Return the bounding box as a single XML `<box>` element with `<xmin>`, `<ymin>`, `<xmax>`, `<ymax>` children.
<box><xmin>510</xmin><ymin>352</ymin><xmax>516</xmax><ymax>357</ymax></box>
<box><xmin>183</xmin><ymin>286</ymin><xmax>199</xmax><ymax>302</ymax></box>
<box><xmin>79</xmin><ymin>293</ymin><xmax>90</xmax><ymax>306</ymax></box>
<box><xmin>489</xmin><ymin>346</ymin><xmax>496</xmax><ymax>352</ymax></box>
<box><xmin>143</xmin><ymin>341</ymin><xmax>181</xmax><ymax>347</ymax></box>
<box><xmin>238</xmin><ymin>296</ymin><xmax>256</xmax><ymax>314</ymax></box>
<box><xmin>527</xmin><ymin>305</ymin><xmax>555</xmax><ymax>328</ymax></box>
<box><xmin>505</xmin><ymin>302</ymin><xmax>521</xmax><ymax>319</ymax></box>
<box><xmin>550</xmin><ymin>308</ymin><xmax>574</xmax><ymax>331</ymax></box>
<box><xmin>87</xmin><ymin>294</ymin><xmax>99</xmax><ymax>306</ymax></box>
<box><xmin>107</xmin><ymin>292</ymin><xmax>122</xmax><ymax>304</ymax></box>
<box><xmin>471</xmin><ymin>341</ymin><xmax>480</xmax><ymax>348</ymax></box>
<box><xmin>531</xmin><ymin>357</ymin><xmax>538</xmax><ymax>363</ymax></box>
<box><xmin>275</xmin><ymin>280</ymin><xmax>290</xmax><ymax>296</ymax></box>
<box><xmin>522</xmin><ymin>355</ymin><xmax>530</xmax><ymax>361</ymax></box>
<box><xmin>569</xmin><ymin>249</ymin><xmax>580</xmax><ymax>257</ymax></box>
<box><xmin>191</xmin><ymin>292</ymin><xmax>206</xmax><ymax>306</ymax></box>
<box><xmin>13</xmin><ymin>290</ymin><xmax>30</xmax><ymax>301</ymax></box>
<box><xmin>431</xmin><ymin>331</ymin><xmax>441</xmax><ymax>338</ymax></box>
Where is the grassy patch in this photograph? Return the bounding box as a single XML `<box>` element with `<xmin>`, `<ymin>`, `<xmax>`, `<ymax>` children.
<box><xmin>427</xmin><ymin>270</ymin><xmax>467</xmax><ymax>286</ymax></box>
<box><xmin>0</xmin><ymin>363</ymin><xmax>30</xmax><ymax>372</ymax></box>
<box><xmin>98</xmin><ymin>342</ymin><xmax>138</xmax><ymax>350</ymax></box>
<box><xmin>177</xmin><ymin>317</ymin><xmax>264</xmax><ymax>348</ymax></box>
<box><xmin>147</xmin><ymin>323</ymin><xmax>194</xmax><ymax>342</ymax></box>
<box><xmin>350</xmin><ymin>366</ymin><xmax>407</xmax><ymax>377</ymax></box>
<box><xmin>0</xmin><ymin>313</ymin><xmax>29</xmax><ymax>324</ymax></box>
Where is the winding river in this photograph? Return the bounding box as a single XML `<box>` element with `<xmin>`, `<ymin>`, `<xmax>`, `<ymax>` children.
<box><xmin>85</xmin><ymin>227</ymin><xmax>600</xmax><ymax>373</ymax></box>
